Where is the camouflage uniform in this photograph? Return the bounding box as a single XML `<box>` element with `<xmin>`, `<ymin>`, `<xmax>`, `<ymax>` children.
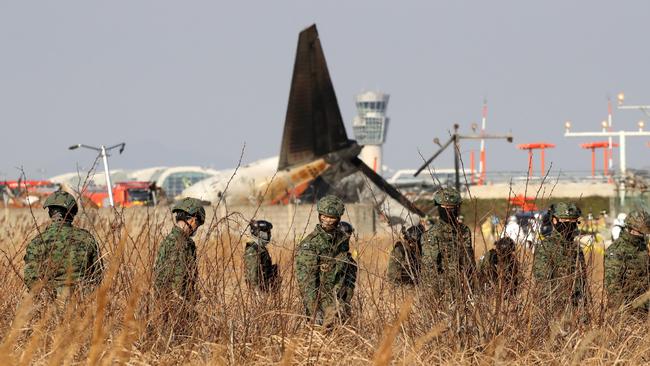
<box><xmin>605</xmin><ymin>210</ymin><xmax>650</xmax><ymax>308</ymax></box>
<box><xmin>153</xmin><ymin>198</ymin><xmax>205</xmax><ymax>301</ymax></box>
<box><xmin>152</xmin><ymin>198</ymin><xmax>206</xmax><ymax>341</ymax></box>
<box><xmin>478</xmin><ymin>237</ymin><xmax>519</xmax><ymax>295</ymax></box>
<box><xmin>244</xmin><ymin>220</ymin><xmax>279</xmax><ymax>292</ymax></box>
<box><xmin>24</xmin><ymin>191</ymin><xmax>103</xmax><ymax>297</ymax></box>
<box><xmin>295</xmin><ymin>196</ymin><xmax>357</xmax><ymax>325</ymax></box>
<box><xmin>421</xmin><ymin>188</ymin><xmax>475</xmax><ymax>290</ymax></box>
<box><xmin>533</xmin><ymin>202</ymin><xmax>588</xmax><ymax>306</ymax></box>
<box><xmin>387</xmin><ymin>224</ymin><xmax>424</xmax><ymax>285</ymax></box>
<box><xmin>153</xmin><ymin>226</ymin><xmax>199</xmax><ymax>301</ymax></box>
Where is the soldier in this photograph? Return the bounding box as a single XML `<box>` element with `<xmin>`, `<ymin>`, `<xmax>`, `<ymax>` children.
<box><xmin>533</xmin><ymin>202</ymin><xmax>588</xmax><ymax>308</ymax></box>
<box><xmin>295</xmin><ymin>195</ymin><xmax>357</xmax><ymax>326</ymax></box>
<box><xmin>154</xmin><ymin>197</ymin><xmax>205</xmax><ymax>301</ymax></box>
<box><xmin>24</xmin><ymin>190</ymin><xmax>103</xmax><ymax>299</ymax></box>
<box><xmin>387</xmin><ymin>224</ymin><xmax>424</xmax><ymax>285</ymax></box>
<box><xmin>337</xmin><ymin>220</ymin><xmax>358</xmax><ymax>316</ymax></box>
<box><xmin>478</xmin><ymin>237</ymin><xmax>519</xmax><ymax>295</ymax></box>
<box><xmin>244</xmin><ymin>220</ymin><xmax>280</xmax><ymax>292</ymax></box>
<box><xmin>421</xmin><ymin>187</ymin><xmax>475</xmax><ymax>289</ymax></box>
<box><xmin>605</xmin><ymin>210</ymin><xmax>650</xmax><ymax>309</ymax></box>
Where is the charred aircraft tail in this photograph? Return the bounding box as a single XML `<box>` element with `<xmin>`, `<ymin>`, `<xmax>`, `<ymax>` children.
<box><xmin>278</xmin><ymin>24</ymin><xmax>424</xmax><ymax>217</ymax></box>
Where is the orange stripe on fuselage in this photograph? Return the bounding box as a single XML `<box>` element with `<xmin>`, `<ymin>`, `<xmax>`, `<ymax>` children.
<box><xmin>266</xmin><ymin>159</ymin><xmax>330</xmax><ymax>204</ymax></box>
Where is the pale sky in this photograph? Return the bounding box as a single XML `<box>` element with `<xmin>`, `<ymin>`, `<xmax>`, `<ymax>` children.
<box><xmin>1</xmin><ymin>1</ymin><xmax>649</xmax><ymax>180</ymax></box>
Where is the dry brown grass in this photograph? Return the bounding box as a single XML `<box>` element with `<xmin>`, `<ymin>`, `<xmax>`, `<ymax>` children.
<box><xmin>0</xmin><ymin>206</ymin><xmax>649</xmax><ymax>365</ymax></box>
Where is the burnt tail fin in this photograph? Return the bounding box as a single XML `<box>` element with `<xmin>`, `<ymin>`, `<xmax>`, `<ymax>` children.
<box><xmin>278</xmin><ymin>24</ymin><xmax>351</xmax><ymax>171</ymax></box>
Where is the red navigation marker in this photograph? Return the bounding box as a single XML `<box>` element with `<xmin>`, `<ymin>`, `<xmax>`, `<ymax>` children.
<box><xmin>580</xmin><ymin>141</ymin><xmax>619</xmax><ymax>178</ymax></box>
<box><xmin>517</xmin><ymin>143</ymin><xmax>556</xmax><ymax>178</ymax></box>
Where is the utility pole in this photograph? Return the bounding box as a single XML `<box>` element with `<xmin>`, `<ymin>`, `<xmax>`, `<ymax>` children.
<box><xmin>415</xmin><ymin>124</ymin><xmax>513</xmax><ymax>192</ymax></box>
<box><xmin>69</xmin><ymin>143</ymin><xmax>125</xmax><ymax>207</ymax></box>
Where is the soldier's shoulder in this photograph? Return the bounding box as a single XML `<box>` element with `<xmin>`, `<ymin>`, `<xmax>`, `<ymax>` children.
<box><xmin>456</xmin><ymin>223</ymin><xmax>472</xmax><ymax>237</ymax></box>
<box><xmin>298</xmin><ymin>228</ymin><xmax>322</xmax><ymax>248</ymax></box>
<box><xmin>423</xmin><ymin>222</ymin><xmax>443</xmax><ymax>235</ymax></box>
<box><xmin>244</xmin><ymin>241</ymin><xmax>262</xmax><ymax>252</ymax></box>
<box><xmin>72</xmin><ymin>226</ymin><xmax>96</xmax><ymax>242</ymax></box>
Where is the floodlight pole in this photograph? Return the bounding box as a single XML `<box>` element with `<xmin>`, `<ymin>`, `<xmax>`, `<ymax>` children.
<box><xmin>414</xmin><ymin>123</ymin><xmax>513</xmax><ymax>192</ymax></box>
<box><xmin>69</xmin><ymin>143</ymin><xmax>125</xmax><ymax>207</ymax></box>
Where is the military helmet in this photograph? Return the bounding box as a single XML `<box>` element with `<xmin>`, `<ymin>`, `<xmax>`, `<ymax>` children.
<box><xmin>434</xmin><ymin>187</ymin><xmax>462</xmax><ymax>206</ymax></box>
<box><xmin>317</xmin><ymin>195</ymin><xmax>345</xmax><ymax>217</ymax></box>
<box><xmin>402</xmin><ymin>223</ymin><xmax>424</xmax><ymax>243</ymax></box>
<box><xmin>495</xmin><ymin>237</ymin><xmax>516</xmax><ymax>252</ymax></box>
<box><xmin>338</xmin><ymin>221</ymin><xmax>354</xmax><ymax>236</ymax></box>
<box><xmin>43</xmin><ymin>190</ymin><xmax>78</xmax><ymax>214</ymax></box>
<box><xmin>172</xmin><ymin>197</ymin><xmax>206</xmax><ymax>225</ymax></box>
<box><xmin>625</xmin><ymin>210</ymin><xmax>650</xmax><ymax>235</ymax></box>
<box><xmin>250</xmin><ymin>219</ymin><xmax>273</xmax><ymax>236</ymax></box>
<box><xmin>550</xmin><ymin>202</ymin><xmax>581</xmax><ymax>220</ymax></box>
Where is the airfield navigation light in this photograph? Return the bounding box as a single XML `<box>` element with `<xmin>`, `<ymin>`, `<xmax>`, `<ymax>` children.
<box><xmin>68</xmin><ymin>142</ymin><xmax>126</xmax><ymax>207</ymax></box>
<box><xmin>564</xmin><ymin>121</ymin><xmax>572</xmax><ymax>133</ymax></box>
<box><xmin>638</xmin><ymin>120</ymin><xmax>645</xmax><ymax>131</ymax></box>
<box><xmin>617</xmin><ymin>92</ymin><xmax>625</xmax><ymax>105</ymax></box>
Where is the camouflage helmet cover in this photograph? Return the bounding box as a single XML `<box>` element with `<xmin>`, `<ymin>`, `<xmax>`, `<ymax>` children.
<box><xmin>434</xmin><ymin>187</ymin><xmax>462</xmax><ymax>206</ymax></box>
<box><xmin>551</xmin><ymin>202</ymin><xmax>582</xmax><ymax>220</ymax></box>
<box><xmin>625</xmin><ymin>210</ymin><xmax>650</xmax><ymax>235</ymax></box>
<box><xmin>317</xmin><ymin>195</ymin><xmax>345</xmax><ymax>217</ymax></box>
<box><xmin>43</xmin><ymin>190</ymin><xmax>78</xmax><ymax>213</ymax></box>
<box><xmin>172</xmin><ymin>197</ymin><xmax>206</xmax><ymax>224</ymax></box>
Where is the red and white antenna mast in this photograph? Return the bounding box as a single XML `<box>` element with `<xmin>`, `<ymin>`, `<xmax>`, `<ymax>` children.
<box><xmin>478</xmin><ymin>98</ymin><xmax>488</xmax><ymax>185</ymax></box>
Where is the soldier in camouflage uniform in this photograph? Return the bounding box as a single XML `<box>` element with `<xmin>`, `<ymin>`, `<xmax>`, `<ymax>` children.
<box><xmin>295</xmin><ymin>195</ymin><xmax>357</xmax><ymax>325</ymax></box>
<box><xmin>153</xmin><ymin>197</ymin><xmax>205</xmax><ymax>302</ymax></box>
<box><xmin>24</xmin><ymin>190</ymin><xmax>103</xmax><ymax>298</ymax></box>
<box><xmin>387</xmin><ymin>224</ymin><xmax>424</xmax><ymax>285</ymax></box>
<box><xmin>153</xmin><ymin>198</ymin><xmax>206</xmax><ymax>344</ymax></box>
<box><xmin>533</xmin><ymin>202</ymin><xmax>588</xmax><ymax>308</ymax></box>
<box><xmin>244</xmin><ymin>220</ymin><xmax>279</xmax><ymax>292</ymax></box>
<box><xmin>478</xmin><ymin>237</ymin><xmax>519</xmax><ymax>295</ymax></box>
<box><xmin>421</xmin><ymin>187</ymin><xmax>475</xmax><ymax>291</ymax></box>
<box><xmin>605</xmin><ymin>210</ymin><xmax>650</xmax><ymax>309</ymax></box>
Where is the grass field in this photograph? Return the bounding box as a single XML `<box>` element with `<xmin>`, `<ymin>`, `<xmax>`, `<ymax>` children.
<box><xmin>0</xmin><ymin>204</ymin><xmax>649</xmax><ymax>365</ymax></box>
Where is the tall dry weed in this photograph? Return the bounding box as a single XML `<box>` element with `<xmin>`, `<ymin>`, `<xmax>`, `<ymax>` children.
<box><xmin>0</xmin><ymin>204</ymin><xmax>649</xmax><ymax>365</ymax></box>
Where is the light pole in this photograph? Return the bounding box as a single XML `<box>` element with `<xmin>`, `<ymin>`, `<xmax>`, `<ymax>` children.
<box><xmin>617</xmin><ymin>92</ymin><xmax>650</xmax><ymax>118</ymax></box>
<box><xmin>68</xmin><ymin>143</ymin><xmax>125</xmax><ymax>207</ymax></box>
<box><xmin>414</xmin><ymin>123</ymin><xmax>513</xmax><ymax>192</ymax></box>
<box><xmin>564</xmin><ymin>121</ymin><xmax>649</xmax><ymax>205</ymax></box>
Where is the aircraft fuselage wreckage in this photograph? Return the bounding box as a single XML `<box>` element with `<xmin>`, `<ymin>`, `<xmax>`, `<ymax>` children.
<box><xmin>182</xmin><ymin>25</ymin><xmax>425</xmax><ymax>217</ymax></box>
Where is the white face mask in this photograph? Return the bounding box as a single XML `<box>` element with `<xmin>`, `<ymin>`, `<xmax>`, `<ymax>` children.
<box><xmin>257</xmin><ymin>231</ymin><xmax>271</xmax><ymax>242</ymax></box>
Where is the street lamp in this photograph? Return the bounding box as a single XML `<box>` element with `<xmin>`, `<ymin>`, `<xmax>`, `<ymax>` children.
<box><xmin>68</xmin><ymin>143</ymin><xmax>125</xmax><ymax>207</ymax></box>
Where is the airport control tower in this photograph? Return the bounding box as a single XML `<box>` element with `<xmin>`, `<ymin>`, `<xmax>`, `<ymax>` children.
<box><xmin>352</xmin><ymin>91</ymin><xmax>390</xmax><ymax>173</ymax></box>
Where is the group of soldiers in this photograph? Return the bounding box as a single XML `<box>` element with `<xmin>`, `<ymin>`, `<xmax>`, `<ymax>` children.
<box><xmin>384</xmin><ymin>188</ymin><xmax>650</xmax><ymax>313</ymax></box>
<box><xmin>22</xmin><ymin>191</ymin><xmax>359</xmax><ymax>328</ymax></box>
<box><xmin>22</xmin><ymin>187</ymin><xmax>650</xmax><ymax>336</ymax></box>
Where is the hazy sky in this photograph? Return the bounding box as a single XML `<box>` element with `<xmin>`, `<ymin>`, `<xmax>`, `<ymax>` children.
<box><xmin>1</xmin><ymin>1</ymin><xmax>649</xmax><ymax>180</ymax></box>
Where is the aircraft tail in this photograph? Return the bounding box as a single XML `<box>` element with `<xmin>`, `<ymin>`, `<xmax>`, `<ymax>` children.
<box><xmin>278</xmin><ymin>24</ymin><xmax>352</xmax><ymax>171</ymax></box>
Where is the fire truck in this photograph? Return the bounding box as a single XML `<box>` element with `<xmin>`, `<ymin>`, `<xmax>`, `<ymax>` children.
<box><xmin>84</xmin><ymin>181</ymin><xmax>157</xmax><ymax>208</ymax></box>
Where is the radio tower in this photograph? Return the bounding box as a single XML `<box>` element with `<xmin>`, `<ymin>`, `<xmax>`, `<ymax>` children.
<box><xmin>479</xmin><ymin>99</ymin><xmax>488</xmax><ymax>185</ymax></box>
